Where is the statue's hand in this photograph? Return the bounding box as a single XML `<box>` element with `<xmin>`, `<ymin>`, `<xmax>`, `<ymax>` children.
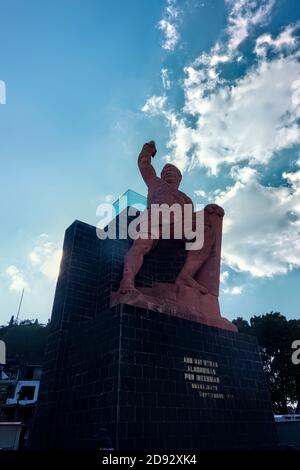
<box><xmin>142</xmin><ymin>140</ymin><xmax>157</xmax><ymax>158</ymax></box>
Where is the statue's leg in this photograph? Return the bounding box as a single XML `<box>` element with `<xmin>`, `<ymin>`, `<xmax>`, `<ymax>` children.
<box><xmin>176</xmin><ymin>250</ymin><xmax>210</xmax><ymax>294</ymax></box>
<box><xmin>176</xmin><ymin>224</ymin><xmax>215</xmax><ymax>294</ymax></box>
<box><xmin>119</xmin><ymin>238</ymin><xmax>156</xmax><ymax>294</ymax></box>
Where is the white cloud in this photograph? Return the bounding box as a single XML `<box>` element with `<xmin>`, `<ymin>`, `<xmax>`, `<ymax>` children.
<box><xmin>223</xmin><ymin>285</ymin><xmax>244</xmax><ymax>295</ymax></box>
<box><xmin>194</xmin><ymin>189</ymin><xmax>206</xmax><ymax>198</ymax></box>
<box><xmin>282</xmin><ymin>169</ymin><xmax>300</xmax><ymax>188</ymax></box>
<box><xmin>161</xmin><ymin>68</ymin><xmax>171</xmax><ymax>90</ymax></box>
<box><xmin>158</xmin><ymin>20</ymin><xmax>179</xmax><ymax>51</ymax></box>
<box><xmin>6</xmin><ymin>265</ymin><xmax>30</xmax><ymax>292</ymax></box>
<box><xmin>180</xmin><ymin>55</ymin><xmax>300</xmax><ymax>174</ymax></box>
<box><xmin>183</xmin><ymin>0</ymin><xmax>274</xmax><ymax>105</ymax></box>
<box><xmin>29</xmin><ymin>234</ymin><xmax>62</xmax><ymax>281</ymax></box>
<box><xmin>255</xmin><ymin>23</ymin><xmax>299</xmax><ymax>57</ymax></box>
<box><xmin>141</xmin><ymin>99</ymin><xmax>195</xmax><ymax>172</ymax></box>
<box><xmin>146</xmin><ymin>3</ymin><xmax>300</xmax><ymax>177</ymax></box>
<box><xmin>215</xmin><ymin>170</ymin><xmax>300</xmax><ymax>277</ymax></box>
<box><xmin>147</xmin><ymin>1</ymin><xmax>300</xmax><ymax>177</ymax></box>
<box><xmin>188</xmin><ymin>0</ymin><xmax>274</xmax><ymax>67</ymax></box>
<box><xmin>158</xmin><ymin>0</ymin><xmax>180</xmax><ymax>51</ymax></box>
<box><xmin>165</xmin><ymin>0</ymin><xmax>179</xmax><ymax>19</ymax></box>
<box><xmin>220</xmin><ymin>270</ymin><xmax>229</xmax><ymax>283</ymax></box>
<box><xmin>168</xmin><ymin>0</ymin><xmax>278</xmax><ymax>121</ymax></box>
<box><xmin>143</xmin><ymin>0</ymin><xmax>300</xmax><ymax>282</ymax></box>
<box><xmin>164</xmin><ymin>113</ymin><xmax>196</xmax><ymax>171</ymax></box>
<box><xmin>141</xmin><ymin>95</ymin><xmax>167</xmax><ymax>115</ymax></box>
<box><xmin>226</xmin><ymin>0</ymin><xmax>275</xmax><ymax>53</ymax></box>
<box><xmin>185</xmin><ymin>43</ymin><xmax>230</xmax><ymax>110</ymax></box>
<box><xmin>194</xmin><ymin>43</ymin><xmax>231</xmax><ymax>68</ymax></box>
<box><xmin>230</xmin><ymin>166</ymin><xmax>258</xmax><ymax>184</ymax></box>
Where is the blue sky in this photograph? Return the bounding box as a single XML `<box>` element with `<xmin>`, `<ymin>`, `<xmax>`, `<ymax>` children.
<box><xmin>0</xmin><ymin>0</ymin><xmax>299</xmax><ymax>325</ymax></box>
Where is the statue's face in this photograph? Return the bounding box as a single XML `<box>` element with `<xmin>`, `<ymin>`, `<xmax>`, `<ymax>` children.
<box><xmin>161</xmin><ymin>164</ymin><xmax>182</xmax><ymax>187</ymax></box>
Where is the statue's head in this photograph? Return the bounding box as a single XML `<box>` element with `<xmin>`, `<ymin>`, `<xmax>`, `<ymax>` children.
<box><xmin>161</xmin><ymin>164</ymin><xmax>182</xmax><ymax>187</ymax></box>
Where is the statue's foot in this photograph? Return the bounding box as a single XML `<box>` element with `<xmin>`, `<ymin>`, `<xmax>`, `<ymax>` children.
<box><xmin>118</xmin><ymin>280</ymin><xmax>138</xmax><ymax>295</ymax></box>
<box><xmin>176</xmin><ymin>275</ymin><xmax>208</xmax><ymax>295</ymax></box>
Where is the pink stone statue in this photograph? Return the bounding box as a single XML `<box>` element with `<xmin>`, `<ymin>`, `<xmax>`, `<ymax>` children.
<box><xmin>111</xmin><ymin>141</ymin><xmax>237</xmax><ymax>332</ymax></box>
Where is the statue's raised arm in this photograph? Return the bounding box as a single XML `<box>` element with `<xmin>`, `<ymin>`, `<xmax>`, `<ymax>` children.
<box><xmin>138</xmin><ymin>141</ymin><xmax>157</xmax><ymax>186</ymax></box>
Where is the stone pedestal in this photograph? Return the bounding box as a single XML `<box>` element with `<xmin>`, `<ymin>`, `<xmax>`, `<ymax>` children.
<box><xmin>111</xmin><ymin>283</ymin><xmax>236</xmax><ymax>331</ymax></box>
<box><xmin>30</xmin><ymin>219</ymin><xmax>277</xmax><ymax>450</ymax></box>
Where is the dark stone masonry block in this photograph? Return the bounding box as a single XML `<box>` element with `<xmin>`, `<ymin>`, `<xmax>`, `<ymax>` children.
<box><xmin>30</xmin><ymin>220</ymin><xmax>278</xmax><ymax>450</ymax></box>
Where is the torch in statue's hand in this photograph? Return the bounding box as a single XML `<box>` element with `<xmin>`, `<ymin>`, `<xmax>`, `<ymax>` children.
<box><xmin>143</xmin><ymin>140</ymin><xmax>157</xmax><ymax>158</ymax></box>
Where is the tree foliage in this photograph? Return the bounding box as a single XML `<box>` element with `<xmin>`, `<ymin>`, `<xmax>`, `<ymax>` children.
<box><xmin>0</xmin><ymin>319</ymin><xmax>49</xmax><ymax>365</ymax></box>
<box><xmin>233</xmin><ymin>312</ymin><xmax>300</xmax><ymax>413</ymax></box>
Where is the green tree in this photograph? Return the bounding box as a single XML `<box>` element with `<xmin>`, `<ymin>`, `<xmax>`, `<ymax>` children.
<box><xmin>232</xmin><ymin>316</ymin><xmax>252</xmax><ymax>334</ymax></box>
<box><xmin>233</xmin><ymin>312</ymin><xmax>300</xmax><ymax>413</ymax></box>
<box><xmin>0</xmin><ymin>319</ymin><xmax>49</xmax><ymax>364</ymax></box>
